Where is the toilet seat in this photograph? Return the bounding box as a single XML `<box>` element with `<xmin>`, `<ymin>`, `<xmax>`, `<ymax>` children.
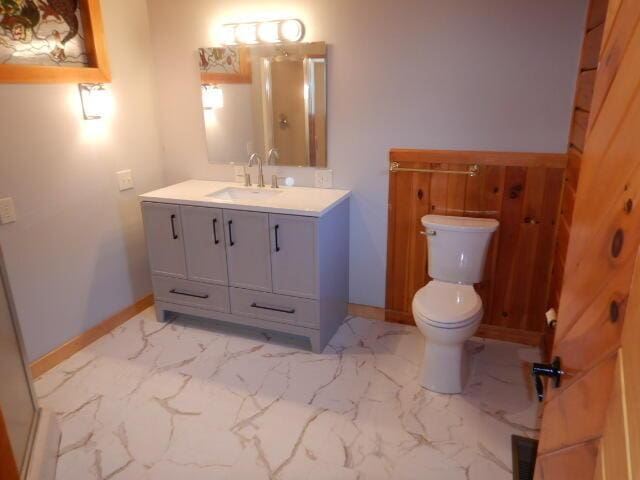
<box><xmin>413</xmin><ymin>280</ymin><xmax>482</xmax><ymax>329</ymax></box>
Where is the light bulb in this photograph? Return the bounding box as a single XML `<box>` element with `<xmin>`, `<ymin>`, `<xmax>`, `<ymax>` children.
<box><xmin>79</xmin><ymin>83</ymin><xmax>112</xmax><ymax>120</ymax></box>
<box><xmin>235</xmin><ymin>23</ymin><xmax>257</xmax><ymax>44</ymax></box>
<box><xmin>257</xmin><ymin>21</ymin><xmax>279</xmax><ymax>43</ymax></box>
<box><xmin>280</xmin><ymin>19</ymin><xmax>304</xmax><ymax>42</ymax></box>
<box><xmin>220</xmin><ymin>24</ymin><xmax>236</xmax><ymax>45</ymax></box>
<box><xmin>202</xmin><ymin>85</ymin><xmax>223</xmax><ymax>110</ymax></box>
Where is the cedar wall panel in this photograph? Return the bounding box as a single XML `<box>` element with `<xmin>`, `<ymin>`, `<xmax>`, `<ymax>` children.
<box><xmin>385</xmin><ymin>150</ymin><xmax>566</xmax><ymax>345</ymax></box>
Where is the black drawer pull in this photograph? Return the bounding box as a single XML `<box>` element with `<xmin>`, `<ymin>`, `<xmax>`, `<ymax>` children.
<box><xmin>251</xmin><ymin>302</ymin><xmax>295</xmax><ymax>314</ymax></box>
<box><xmin>170</xmin><ymin>214</ymin><xmax>178</xmax><ymax>239</ymax></box>
<box><xmin>170</xmin><ymin>289</ymin><xmax>209</xmax><ymax>299</ymax></box>
<box><xmin>228</xmin><ymin>220</ymin><xmax>234</xmax><ymax>246</ymax></box>
<box><xmin>212</xmin><ymin>218</ymin><xmax>220</xmax><ymax>244</ymax></box>
<box><xmin>275</xmin><ymin>224</ymin><xmax>281</xmax><ymax>252</ymax></box>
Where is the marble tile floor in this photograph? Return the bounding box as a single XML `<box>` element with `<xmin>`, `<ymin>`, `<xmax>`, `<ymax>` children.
<box><xmin>35</xmin><ymin>307</ymin><xmax>541</xmax><ymax>480</ymax></box>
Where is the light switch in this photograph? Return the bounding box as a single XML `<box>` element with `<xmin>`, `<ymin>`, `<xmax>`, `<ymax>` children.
<box><xmin>0</xmin><ymin>197</ymin><xmax>16</xmax><ymax>224</ymax></box>
<box><xmin>314</xmin><ymin>169</ymin><xmax>333</xmax><ymax>188</ymax></box>
<box><xmin>117</xmin><ymin>169</ymin><xmax>134</xmax><ymax>191</ymax></box>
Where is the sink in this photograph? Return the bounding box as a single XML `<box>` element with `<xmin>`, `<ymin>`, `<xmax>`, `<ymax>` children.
<box><xmin>207</xmin><ymin>187</ymin><xmax>282</xmax><ymax>201</ymax></box>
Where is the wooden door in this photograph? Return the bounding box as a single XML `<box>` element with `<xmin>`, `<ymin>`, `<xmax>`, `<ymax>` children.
<box><xmin>535</xmin><ymin>1</ymin><xmax>640</xmax><ymax>477</ymax></box>
<box><xmin>141</xmin><ymin>202</ymin><xmax>187</xmax><ymax>278</ymax></box>
<box><xmin>180</xmin><ymin>205</ymin><xmax>228</xmax><ymax>285</ymax></box>
<box><xmin>223</xmin><ymin>209</ymin><xmax>272</xmax><ymax>292</ymax></box>
<box><xmin>270</xmin><ymin>214</ymin><xmax>318</xmax><ymax>299</ymax></box>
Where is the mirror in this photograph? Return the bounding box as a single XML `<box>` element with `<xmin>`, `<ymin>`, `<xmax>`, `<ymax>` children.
<box><xmin>198</xmin><ymin>42</ymin><xmax>327</xmax><ymax>168</ymax></box>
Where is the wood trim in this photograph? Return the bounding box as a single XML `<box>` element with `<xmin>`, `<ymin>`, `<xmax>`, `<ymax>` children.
<box><xmin>0</xmin><ymin>406</ymin><xmax>20</xmax><ymax>480</ymax></box>
<box><xmin>30</xmin><ymin>294</ymin><xmax>153</xmax><ymax>378</ymax></box>
<box><xmin>348</xmin><ymin>303</ymin><xmax>386</xmax><ymax>321</ymax></box>
<box><xmin>200</xmin><ymin>47</ymin><xmax>252</xmax><ymax>85</ymax></box>
<box><xmin>389</xmin><ymin>148</ymin><xmax>568</xmax><ymax>169</ymax></box>
<box><xmin>0</xmin><ymin>0</ymin><xmax>110</xmax><ymax>84</ymax></box>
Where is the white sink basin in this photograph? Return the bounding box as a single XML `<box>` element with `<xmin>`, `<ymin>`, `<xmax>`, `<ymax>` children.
<box><xmin>207</xmin><ymin>187</ymin><xmax>282</xmax><ymax>201</ymax></box>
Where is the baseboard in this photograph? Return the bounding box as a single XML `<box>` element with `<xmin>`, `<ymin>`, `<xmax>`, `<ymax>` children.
<box><xmin>30</xmin><ymin>294</ymin><xmax>154</xmax><ymax>378</ymax></box>
<box><xmin>347</xmin><ymin>303</ymin><xmax>386</xmax><ymax>321</ymax></box>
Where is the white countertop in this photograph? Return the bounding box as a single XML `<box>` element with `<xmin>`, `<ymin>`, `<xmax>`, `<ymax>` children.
<box><xmin>139</xmin><ymin>180</ymin><xmax>351</xmax><ymax>217</ymax></box>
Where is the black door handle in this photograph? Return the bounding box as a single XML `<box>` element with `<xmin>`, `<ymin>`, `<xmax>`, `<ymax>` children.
<box><xmin>275</xmin><ymin>224</ymin><xmax>280</xmax><ymax>252</ymax></box>
<box><xmin>170</xmin><ymin>214</ymin><xmax>178</xmax><ymax>239</ymax></box>
<box><xmin>170</xmin><ymin>289</ymin><xmax>209</xmax><ymax>299</ymax></box>
<box><xmin>212</xmin><ymin>218</ymin><xmax>220</xmax><ymax>244</ymax></box>
<box><xmin>228</xmin><ymin>220</ymin><xmax>234</xmax><ymax>246</ymax></box>
<box><xmin>532</xmin><ymin>356</ymin><xmax>564</xmax><ymax>402</ymax></box>
<box><xmin>251</xmin><ymin>302</ymin><xmax>295</xmax><ymax>314</ymax></box>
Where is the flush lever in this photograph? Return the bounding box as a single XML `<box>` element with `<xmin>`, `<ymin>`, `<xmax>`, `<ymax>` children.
<box><xmin>532</xmin><ymin>356</ymin><xmax>564</xmax><ymax>402</ymax></box>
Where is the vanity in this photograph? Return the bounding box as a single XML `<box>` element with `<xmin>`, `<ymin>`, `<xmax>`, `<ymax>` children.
<box><xmin>140</xmin><ymin>180</ymin><xmax>350</xmax><ymax>352</ymax></box>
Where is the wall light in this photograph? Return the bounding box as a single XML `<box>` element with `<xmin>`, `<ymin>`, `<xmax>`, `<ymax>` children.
<box><xmin>221</xmin><ymin>19</ymin><xmax>305</xmax><ymax>45</ymax></box>
<box><xmin>78</xmin><ymin>83</ymin><xmax>111</xmax><ymax>120</ymax></box>
<box><xmin>202</xmin><ymin>84</ymin><xmax>223</xmax><ymax>109</ymax></box>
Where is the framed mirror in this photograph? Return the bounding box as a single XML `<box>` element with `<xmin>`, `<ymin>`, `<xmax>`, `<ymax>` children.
<box><xmin>198</xmin><ymin>42</ymin><xmax>327</xmax><ymax>168</ymax></box>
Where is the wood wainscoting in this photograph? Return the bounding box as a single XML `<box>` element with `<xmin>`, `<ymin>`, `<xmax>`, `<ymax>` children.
<box><xmin>386</xmin><ymin>148</ymin><xmax>567</xmax><ymax>345</ymax></box>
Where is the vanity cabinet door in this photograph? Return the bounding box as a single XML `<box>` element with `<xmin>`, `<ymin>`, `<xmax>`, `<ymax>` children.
<box><xmin>269</xmin><ymin>214</ymin><xmax>318</xmax><ymax>299</ymax></box>
<box><xmin>141</xmin><ymin>202</ymin><xmax>187</xmax><ymax>278</ymax></box>
<box><xmin>180</xmin><ymin>206</ymin><xmax>228</xmax><ymax>285</ymax></box>
<box><xmin>223</xmin><ymin>210</ymin><xmax>272</xmax><ymax>292</ymax></box>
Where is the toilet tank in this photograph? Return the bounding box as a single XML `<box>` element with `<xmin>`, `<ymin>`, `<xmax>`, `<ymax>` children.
<box><xmin>423</xmin><ymin>215</ymin><xmax>499</xmax><ymax>284</ymax></box>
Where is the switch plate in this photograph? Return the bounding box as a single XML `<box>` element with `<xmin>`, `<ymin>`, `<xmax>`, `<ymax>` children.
<box><xmin>234</xmin><ymin>165</ymin><xmax>246</xmax><ymax>182</ymax></box>
<box><xmin>117</xmin><ymin>169</ymin><xmax>134</xmax><ymax>191</ymax></box>
<box><xmin>314</xmin><ymin>169</ymin><xmax>333</xmax><ymax>188</ymax></box>
<box><xmin>0</xmin><ymin>197</ymin><xmax>16</xmax><ymax>224</ymax></box>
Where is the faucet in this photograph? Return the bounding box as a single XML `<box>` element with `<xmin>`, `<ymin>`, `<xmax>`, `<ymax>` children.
<box><xmin>248</xmin><ymin>153</ymin><xmax>265</xmax><ymax>188</ymax></box>
<box><xmin>267</xmin><ymin>148</ymin><xmax>280</xmax><ymax>165</ymax></box>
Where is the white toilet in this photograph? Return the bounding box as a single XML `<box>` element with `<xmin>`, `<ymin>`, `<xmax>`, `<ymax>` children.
<box><xmin>412</xmin><ymin>214</ymin><xmax>499</xmax><ymax>394</ymax></box>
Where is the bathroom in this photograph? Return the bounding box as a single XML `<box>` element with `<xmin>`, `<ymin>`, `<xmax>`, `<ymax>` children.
<box><xmin>0</xmin><ymin>0</ymin><xmax>638</xmax><ymax>478</ymax></box>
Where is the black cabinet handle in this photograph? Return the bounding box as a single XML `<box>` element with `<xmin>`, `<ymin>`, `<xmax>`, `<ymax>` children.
<box><xmin>212</xmin><ymin>218</ymin><xmax>220</xmax><ymax>244</ymax></box>
<box><xmin>532</xmin><ymin>356</ymin><xmax>564</xmax><ymax>402</ymax></box>
<box><xmin>228</xmin><ymin>220</ymin><xmax>234</xmax><ymax>246</ymax></box>
<box><xmin>275</xmin><ymin>224</ymin><xmax>280</xmax><ymax>252</ymax></box>
<box><xmin>170</xmin><ymin>289</ymin><xmax>209</xmax><ymax>299</ymax></box>
<box><xmin>170</xmin><ymin>214</ymin><xmax>178</xmax><ymax>239</ymax></box>
<box><xmin>251</xmin><ymin>302</ymin><xmax>295</xmax><ymax>314</ymax></box>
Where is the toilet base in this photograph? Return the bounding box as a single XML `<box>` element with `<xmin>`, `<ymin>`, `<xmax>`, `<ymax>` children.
<box><xmin>420</xmin><ymin>341</ymin><xmax>471</xmax><ymax>394</ymax></box>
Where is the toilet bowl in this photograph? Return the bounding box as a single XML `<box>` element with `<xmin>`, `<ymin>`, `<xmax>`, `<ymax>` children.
<box><xmin>413</xmin><ymin>280</ymin><xmax>483</xmax><ymax>393</ymax></box>
<box><xmin>413</xmin><ymin>214</ymin><xmax>499</xmax><ymax>394</ymax></box>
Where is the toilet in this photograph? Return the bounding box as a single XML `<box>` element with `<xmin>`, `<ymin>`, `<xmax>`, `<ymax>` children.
<box><xmin>412</xmin><ymin>214</ymin><xmax>499</xmax><ymax>394</ymax></box>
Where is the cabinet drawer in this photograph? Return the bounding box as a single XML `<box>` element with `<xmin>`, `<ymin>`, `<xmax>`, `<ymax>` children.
<box><xmin>229</xmin><ymin>287</ymin><xmax>319</xmax><ymax>328</ymax></box>
<box><xmin>152</xmin><ymin>276</ymin><xmax>230</xmax><ymax>313</ymax></box>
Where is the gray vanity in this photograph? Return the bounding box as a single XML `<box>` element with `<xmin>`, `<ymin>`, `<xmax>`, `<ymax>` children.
<box><xmin>140</xmin><ymin>180</ymin><xmax>350</xmax><ymax>352</ymax></box>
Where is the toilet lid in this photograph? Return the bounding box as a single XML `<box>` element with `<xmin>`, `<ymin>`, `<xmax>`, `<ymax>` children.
<box><xmin>413</xmin><ymin>281</ymin><xmax>482</xmax><ymax>326</ymax></box>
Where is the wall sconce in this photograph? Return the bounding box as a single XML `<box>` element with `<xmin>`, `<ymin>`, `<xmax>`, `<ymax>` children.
<box><xmin>202</xmin><ymin>84</ymin><xmax>223</xmax><ymax>110</ymax></box>
<box><xmin>221</xmin><ymin>19</ymin><xmax>305</xmax><ymax>45</ymax></box>
<box><xmin>78</xmin><ymin>83</ymin><xmax>111</xmax><ymax>120</ymax></box>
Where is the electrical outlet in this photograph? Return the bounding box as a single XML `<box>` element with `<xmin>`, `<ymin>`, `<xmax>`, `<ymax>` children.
<box><xmin>314</xmin><ymin>169</ymin><xmax>333</xmax><ymax>188</ymax></box>
<box><xmin>117</xmin><ymin>169</ymin><xmax>134</xmax><ymax>191</ymax></box>
<box><xmin>0</xmin><ymin>197</ymin><xmax>16</xmax><ymax>224</ymax></box>
<box><xmin>234</xmin><ymin>165</ymin><xmax>246</xmax><ymax>182</ymax></box>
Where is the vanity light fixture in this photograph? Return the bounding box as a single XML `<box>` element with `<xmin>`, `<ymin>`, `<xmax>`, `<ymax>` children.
<box><xmin>221</xmin><ymin>19</ymin><xmax>305</xmax><ymax>45</ymax></box>
<box><xmin>202</xmin><ymin>84</ymin><xmax>223</xmax><ymax>109</ymax></box>
<box><xmin>78</xmin><ymin>83</ymin><xmax>111</xmax><ymax>120</ymax></box>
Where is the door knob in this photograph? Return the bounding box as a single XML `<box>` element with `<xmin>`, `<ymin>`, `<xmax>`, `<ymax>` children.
<box><xmin>532</xmin><ymin>356</ymin><xmax>564</xmax><ymax>402</ymax></box>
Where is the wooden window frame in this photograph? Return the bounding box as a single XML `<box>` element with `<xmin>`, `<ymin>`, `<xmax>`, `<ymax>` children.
<box><xmin>0</xmin><ymin>0</ymin><xmax>110</xmax><ymax>84</ymax></box>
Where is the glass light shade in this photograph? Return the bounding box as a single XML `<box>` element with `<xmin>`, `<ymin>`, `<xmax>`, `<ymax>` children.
<box><xmin>202</xmin><ymin>85</ymin><xmax>223</xmax><ymax>110</ymax></box>
<box><xmin>220</xmin><ymin>24</ymin><xmax>236</xmax><ymax>45</ymax></box>
<box><xmin>79</xmin><ymin>83</ymin><xmax>111</xmax><ymax>120</ymax></box>
<box><xmin>235</xmin><ymin>23</ymin><xmax>257</xmax><ymax>44</ymax></box>
<box><xmin>257</xmin><ymin>21</ymin><xmax>279</xmax><ymax>43</ymax></box>
<box><xmin>280</xmin><ymin>19</ymin><xmax>304</xmax><ymax>42</ymax></box>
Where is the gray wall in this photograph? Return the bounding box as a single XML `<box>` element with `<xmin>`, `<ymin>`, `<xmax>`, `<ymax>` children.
<box><xmin>147</xmin><ymin>0</ymin><xmax>587</xmax><ymax>308</ymax></box>
<box><xmin>0</xmin><ymin>0</ymin><xmax>165</xmax><ymax>361</ymax></box>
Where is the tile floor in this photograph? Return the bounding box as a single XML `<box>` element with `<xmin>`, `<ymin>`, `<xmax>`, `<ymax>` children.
<box><xmin>35</xmin><ymin>307</ymin><xmax>541</xmax><ymax>480</ymax></box>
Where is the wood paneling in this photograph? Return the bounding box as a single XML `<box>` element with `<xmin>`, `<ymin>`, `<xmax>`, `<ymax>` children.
<box><xmin>385</xmin><ymin>150</ymin><xmax>565</xmax><ymax>342</ymax></box>
<box><xmin>30</xmin><ymin>294</ymin><xmax>153</xmax><ymax>378</ymax></box>
<box><xmin>537</xmin><ymin>440</ymin><xmax>600</xmax><ymax>480</ymax></box>
<box><xmin>0</xmin><ymin>406</ymin><xmax>20</xmax><ymax>480</ymax></box>
<box><xmin>536</xmin><ymin>0</ymin><xmax>640</xmax><ymax>477</ymax></box>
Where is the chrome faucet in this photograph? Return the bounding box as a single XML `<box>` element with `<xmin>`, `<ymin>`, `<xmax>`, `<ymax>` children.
<box><xmin>248</xmin><ymin>153</ymin><xmax>265</xmax><ymax>188</ymax></box>
<box><xmin>267</xmin><ymin>148</ymin><xmax>280</xmax><ymax>165</ymax></box>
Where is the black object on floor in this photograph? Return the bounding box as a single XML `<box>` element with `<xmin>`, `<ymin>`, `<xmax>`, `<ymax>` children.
<box><xmin>511</xmin><ymin>435</ymin><xmax>539</xmax><ymax>480</ymax></box>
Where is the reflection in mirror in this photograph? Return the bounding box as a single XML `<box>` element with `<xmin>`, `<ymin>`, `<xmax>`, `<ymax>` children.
<box><xmin>198</xmin><ymin>42</ymin><xmax>327</xmax><ymax>168</ymax></box>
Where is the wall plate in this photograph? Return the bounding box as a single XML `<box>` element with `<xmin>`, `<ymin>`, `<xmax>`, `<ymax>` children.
<box><xmin>315</xmin><ymin>169</ymin><xmax>333</xmax><ymax>188</ymax></box>
<box><xmin>0</xmin><ymin>197</ymin><xmax>16</xmax><ymax>224</ymax></box>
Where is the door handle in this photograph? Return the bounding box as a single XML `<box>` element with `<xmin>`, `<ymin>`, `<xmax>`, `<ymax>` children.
<box><xmin>251</xmin><ymin>302</ymin><xmax>295</xmax><ymax>314</ymax></box>
<box><xmin>170</xmin><ymin>214</ymin><xmax>178</xmax><ymax>239</ymax></box>
<box><xmin>228</xmin><ymin>220</ymin><xmax>234</xmax><ymax>246</ymax></box>
<box><xmin>532</xmin><ymin>356</ymin><xmax>564</xmax><ymax>402</ymax></box>
<box><xmin>274</xmin><ymin>224</ymin><xmax>280</xmax><ymax>252</ymax></box>
<box><xmin>212</xmin><ymin>218</ymin><xmax>220</xmax><ymax>244</ymax></box>
<box><xmin>169</xmin><ymin>289</ymin><xmax>209</xmax><ymax>299</ymax></box>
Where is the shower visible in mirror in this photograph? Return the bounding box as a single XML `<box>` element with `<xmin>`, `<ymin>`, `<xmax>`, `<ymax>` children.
<box><xmin>198</xmin><ymin>42</ymin><xmax>327</xmax><ymax>168</ymax></box>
